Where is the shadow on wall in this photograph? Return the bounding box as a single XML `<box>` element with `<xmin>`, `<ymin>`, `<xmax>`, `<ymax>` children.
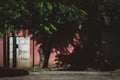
<box><xmin>48</xmin><ymin>29</ymin><xmax>120</xmax><ymax>71</ymax></box>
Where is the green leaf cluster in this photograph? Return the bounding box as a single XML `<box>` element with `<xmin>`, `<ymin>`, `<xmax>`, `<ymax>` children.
<box><xmin>0</xmin><ymin>0</ymin><xmax>87</xmax><ymax>36</ymax></box>
<box><xmin>0</xmin><ymin>0</ymin><xmax>29</xmax><ymax>35</ymax></box>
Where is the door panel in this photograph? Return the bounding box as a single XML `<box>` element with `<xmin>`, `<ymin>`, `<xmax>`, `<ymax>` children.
<box><xmin>9</xmin><ymin>37</ymin><xmax>30</xmax><ymax>68</ymax></box>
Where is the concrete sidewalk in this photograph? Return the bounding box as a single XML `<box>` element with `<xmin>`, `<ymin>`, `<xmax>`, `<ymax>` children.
<box><xmin>29</xmin><ymin>68</ymin><xmax>120</xmax><ymax>76</ymax></box>
<box><xmin>0</xmin><ymin>71</ymin><xmax>120</xmax><ymax>80</ymax></box>
<box><xmin>0</xmin><ymin>68</ymin><xmax>120</xmax><ymax>80</ymax></box>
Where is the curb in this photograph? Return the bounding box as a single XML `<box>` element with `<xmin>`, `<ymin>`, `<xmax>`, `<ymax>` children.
<box><xmin>29</xmin><ymin>71</ymin><xmax>111</xmax><ymax>76</ymax></box>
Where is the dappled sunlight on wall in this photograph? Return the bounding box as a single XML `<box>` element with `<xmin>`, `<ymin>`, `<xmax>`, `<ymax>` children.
<box><xmin>48</xmin><ymin>32</ymin><xmax>82</xmax><ymax>68</ymax></box>
<box><xmin>49</xmin><ymin>48</ymin><xmax>60</xmax><ymax>65</ymax></box>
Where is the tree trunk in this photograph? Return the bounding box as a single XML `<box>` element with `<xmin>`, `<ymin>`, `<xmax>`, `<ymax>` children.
<box><xmin>42</xmin><ymin>35</ymin><xmax>52</xmax><ymax>68</ymax></box>
<box><xmin>38</xmin><ymin>47</ymin><xmax>45</xmax><ymax>68</ymax></box>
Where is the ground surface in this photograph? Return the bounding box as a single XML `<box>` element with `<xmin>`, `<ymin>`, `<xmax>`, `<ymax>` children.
<box><xmin>0</xmin><ymin>68</ymin><xmax>120</xmax><ymax>80</ymax></box>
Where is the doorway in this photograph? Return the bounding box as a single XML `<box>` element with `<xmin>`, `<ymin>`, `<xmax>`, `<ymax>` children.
<box><xmin>9</xmin><ymin>37</ymin><xmax>30</xmax><ymax>68</ymax></box>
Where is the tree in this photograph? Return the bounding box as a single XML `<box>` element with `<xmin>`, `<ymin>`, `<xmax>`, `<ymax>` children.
<box><xmin>1</xmin><ymin>0</ymin><xmax>120</xmax><ymax>70</ymax></box>
<box><xmin>0</xmin><ymin>0</ymin><xmax>86</xmax><ymax>68</ymax></box>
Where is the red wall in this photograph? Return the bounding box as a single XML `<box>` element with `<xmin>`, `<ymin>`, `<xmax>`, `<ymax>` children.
<box><xmin>0</xmin><ymin>38</ymin><xmax>3</xmax><ymax>67</ymax></box>
<box><xmin>0</xmin><ymin>29</ymin><xmax>56</xmax><ymax>68</ymax></box>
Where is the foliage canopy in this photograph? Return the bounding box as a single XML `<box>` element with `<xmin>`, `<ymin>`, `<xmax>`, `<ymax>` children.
<box><xmin>0</xmin><ymin>0</ymin><xmax>87</xmax><ymax>36</ymax></box>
